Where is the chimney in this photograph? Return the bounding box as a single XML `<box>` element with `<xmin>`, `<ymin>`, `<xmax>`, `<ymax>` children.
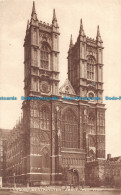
<box><xmin>107</xmin><ymin>154</ymin><xmax>111</xmax><ymax>160</ymax></box>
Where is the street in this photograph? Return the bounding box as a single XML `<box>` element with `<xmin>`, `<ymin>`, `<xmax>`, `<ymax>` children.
<box><xmin>0</xmin><ymin>188</ymin><xmax>121</xmax><ymax>195</ymax></box>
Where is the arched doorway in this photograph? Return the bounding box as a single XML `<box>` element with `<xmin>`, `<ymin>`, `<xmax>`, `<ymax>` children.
<box><xmin>73</xmin><ymin>170</ymin><xmax>79</xmax><ymax>186</ymax></box>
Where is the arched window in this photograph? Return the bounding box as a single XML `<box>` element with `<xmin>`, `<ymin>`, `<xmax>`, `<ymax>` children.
<box><xmin>40</xmin><ymin>44</ymin><xmax>50</xmax><ymax>69</ymax></box>
<box><xmin>33</xmin><ymin>49</ymin><xmax>38</xmax><ymax>66</ymax></box>
<box><xmin>40</xmin><ymin>106</ymin><xmax>49</xmax><ymax>130</ymax></box>
<box><xmin>88</xmin><ymin>113</ymin><xmax>95</xmax><ymax>134</ymax></box>
<box><xmin>33</xmin><ymin>78</ymin><xmax>38</xmax><ymax>91</ymax></box>
<box><xmin>61</xmin><ymin>109</ymin><xmax>78</xmax><ymax>148</ymax></box>
<box><xmin>33</xmin><ymin>28</ymin><xmax>37</xmax><ymax>44</ymax></box>
<box><xmin>87</xmin><ymin>57</ymin><xmax>95</xmax><ymax>80</ymax></box>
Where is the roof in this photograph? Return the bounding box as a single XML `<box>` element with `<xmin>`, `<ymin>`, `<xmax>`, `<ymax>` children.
<box><xmin>109</xmin><ymin>156</ymin><xmax>121</xmax><ymax>162</ymax></box>
<box><xmin>59</xmin><ymin>78</ymin><xmax>76</xmax><ymax>96</ymax></box>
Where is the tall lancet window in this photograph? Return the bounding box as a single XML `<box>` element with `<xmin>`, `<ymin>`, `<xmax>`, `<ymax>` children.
<box><xmin>33</xmin><ymin>28</ymin><xmax>37</xmax><ymax>44</ymax></box>
<box><xmin>88</xmin><ymin>113</ymin><xmax>95</xmax><ymax>134</ymax></box>
<box><xmin>40</xmin><ymin>44</ymin><xmax>50</xmax><ymax>69</ymax></box>
<box><xmin>40</xmin><ymin>106</ymin><xmax>50</xmax><ymax>130</ymax></box>
<box><xmin>87</xmin><ymin>56</ymin><xmax>95</xmax><ymax>80</ymax></box>
<box><xmin>33</xmin><ymin>49</ymin><xmax>38</xmax><ymax>66</ymax></box>
<box><xmin>61</xmin><ymin>109</ymin><xmax>78</xmax><ymax>148</ymax></box>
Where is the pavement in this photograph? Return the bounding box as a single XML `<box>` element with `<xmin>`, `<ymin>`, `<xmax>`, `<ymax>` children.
<box><xmin>0</xmin><ymin>187</ymin><xmax>121</xmax><ymax>195</ymax></box>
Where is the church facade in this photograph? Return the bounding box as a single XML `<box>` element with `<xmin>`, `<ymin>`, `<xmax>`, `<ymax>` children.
<box><xmin>6</xmin><ymin>2</ymin><xmax>106</xmax><ymax>186</ymax></box>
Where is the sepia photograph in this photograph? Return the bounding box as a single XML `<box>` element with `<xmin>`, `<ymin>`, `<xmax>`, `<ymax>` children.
<box><xmin>0</xmin><ymin>0</ymin><xmax>121</xmax><ymax>194</ymax></box>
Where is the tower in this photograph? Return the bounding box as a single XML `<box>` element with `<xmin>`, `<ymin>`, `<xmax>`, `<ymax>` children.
<box><xmin>24</xmin><ymin>2</ymin><xmax>60</xmax><ymax>98</ymax></box>
<box><xmin>68</xmin><ymin>20</ymin><xmax>104</xmax><ymax>101</ymax></box>
<box><xmin>68</xmin><ymin>20</ymin><xmax>105</xmax><ymax>160</ymax></box>
<box><xmin>22</xmin><ymin>2</ymin><xmax>60</xmax><ymax>185</ymax></box>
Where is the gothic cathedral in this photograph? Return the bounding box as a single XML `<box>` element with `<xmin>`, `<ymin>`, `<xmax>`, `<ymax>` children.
<box><xmin>22</xmin><ymin>2</ymin><xmax>105</xmax><ymax>185</ymax></box>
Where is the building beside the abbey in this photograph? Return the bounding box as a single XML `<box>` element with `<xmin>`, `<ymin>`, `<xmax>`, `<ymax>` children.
<box><xmin>2</xmin><ymin>2</ymin><xmax>120</xmax><ymax>188</ymax></box>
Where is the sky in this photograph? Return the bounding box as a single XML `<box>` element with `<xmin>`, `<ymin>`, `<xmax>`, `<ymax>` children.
<box><xmin>0</xmin><ymin>0</ymin><xmax>121</xmax><ymax>157</ymax></box>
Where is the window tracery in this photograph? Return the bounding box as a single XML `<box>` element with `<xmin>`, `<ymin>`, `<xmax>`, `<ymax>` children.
<box><xmin>40</xmin><ymin>44</ymin><xmax>50</xmax><ymax>69</ymax></box>
<box><xmin>40</xmin><ymin>106</ymin><xmax>50</xmax><ymax>130</ymax></box>
<box><xmin>61</xmin><ymin>109</ymin><xmax>78</xmax><ymax>148</ymax></box>
<box><xmin>87</xmin><ymin>56</ymin><xmax>95</xmax><ymax>80</ymax></box>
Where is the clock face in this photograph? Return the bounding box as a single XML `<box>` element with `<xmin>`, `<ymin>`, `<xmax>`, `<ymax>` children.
<box><xmin>89</xmin><ymin>92</ymin><xmax>94</xmax><ymax>98</ymax></box>
<box><xmin>40</xmin><ymin>81</ymin><xmax>50</xmax><ymax>93</ymax></box>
